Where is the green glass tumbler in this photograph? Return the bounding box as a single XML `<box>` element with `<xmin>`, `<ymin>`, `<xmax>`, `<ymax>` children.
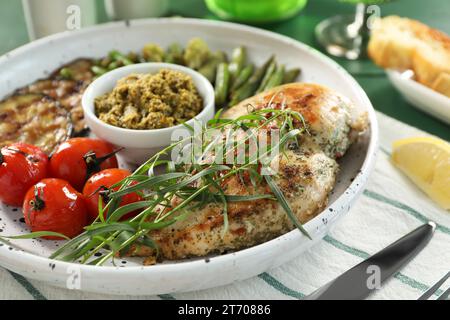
<box><xmin>205</xmin><ymin>0</ymin><xmax>308</xmax><ymax>23</ymax></box>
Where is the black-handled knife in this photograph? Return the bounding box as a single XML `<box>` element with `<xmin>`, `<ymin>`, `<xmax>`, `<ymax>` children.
<box><xmin>305</xmin><ymin>222</ymin><xmax>436</xmax><ymax>300</ymax></box>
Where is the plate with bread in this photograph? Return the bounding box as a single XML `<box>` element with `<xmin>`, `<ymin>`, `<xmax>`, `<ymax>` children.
<box><xmin>368</xmin><ymin>16</ymin><xmax>450</xmax><ymax>124</ymax></box>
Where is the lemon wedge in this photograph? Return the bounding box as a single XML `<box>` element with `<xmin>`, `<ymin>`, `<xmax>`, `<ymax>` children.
<box><xmin>391</xmin><ymin>137</ymin><xmax>450</xmax><ymax>210</ymax></box>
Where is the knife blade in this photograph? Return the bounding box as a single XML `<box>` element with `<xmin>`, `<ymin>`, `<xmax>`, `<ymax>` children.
<box><xmin>305</xmin><ymin>222</ymin><xmax>436</xmax><ymax>300</ymax></box>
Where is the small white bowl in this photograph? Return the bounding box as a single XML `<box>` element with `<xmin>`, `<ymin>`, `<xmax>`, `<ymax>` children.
<box><xmin>82</xmin><ymin>63</ymin><xmax>215</xmax><ymax>164</ymax></box>
<box><xmin>387</xmin><ymin>69</ymin><xmax>450</xmax><ymax>125</ymax></box>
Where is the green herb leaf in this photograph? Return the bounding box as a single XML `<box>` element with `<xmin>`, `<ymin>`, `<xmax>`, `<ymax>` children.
<box><xmin>264</xmin><ymin>175</ymin><xmax>311</xmax><ymax>239</ymax></box>
<box><xmin>1</xmin><ymin>231</ymin><xmax>70</xmax><ymax>241</ymax></box>
<box><xmin>109</xmin><ymin>172</ymin><xmax>188</xmax><ymax>198</ymax></box>
<box><xmin>107</xmin><ymin>201</ymin><xmax>154</xmax><ymax>222</ymax></box>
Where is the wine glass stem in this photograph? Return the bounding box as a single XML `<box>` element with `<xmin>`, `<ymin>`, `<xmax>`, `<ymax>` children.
<box><xmin>347</xmin><ymin>3</ymin><xmax>368</xmax><ymax>38</ymax></box>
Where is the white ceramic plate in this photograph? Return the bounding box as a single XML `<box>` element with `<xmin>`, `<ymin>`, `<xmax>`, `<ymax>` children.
<box><xmin>387</xmin><ymin>69</ymin><xmax>450</xmax><ymax>125</ymax></box>
<box><xmin>0</xmin><ymin>18</ymin><xmax>378</xmax><ymax>295</ymax></box>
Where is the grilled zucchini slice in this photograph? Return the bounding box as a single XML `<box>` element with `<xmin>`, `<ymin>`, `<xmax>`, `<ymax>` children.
<box><xmin>0</xmin><ymin>59</ymin><xmax>94</xmax><ymax>153</ymax></box>
<box><xmin>0</xmin><ymin>94</ymin><xmax>71</xmax><ymax>154</ymax></box>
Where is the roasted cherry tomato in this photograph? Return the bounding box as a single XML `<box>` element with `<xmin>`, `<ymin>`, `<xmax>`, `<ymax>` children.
<box><xmin>0</xmin><ymin>143</ymin><xmax>49</xmax><ymax>206</ymax></box>
<box><xmin>23</xmin><ymin>179</ymin><xmax>88</xmax><ymax>239</ymax></box>
<box><xmin>83</xmin><ymin>168</ymin><xmax>142</xmax><ymax>221</ymax></box>
<box><xmin>50</xmin><ymin>138</ymin><xmax>119</xmax><ymax>191</ymax></box>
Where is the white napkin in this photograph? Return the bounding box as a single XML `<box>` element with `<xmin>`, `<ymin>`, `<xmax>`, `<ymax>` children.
<box><xmin>1</xmin><ymin>111</ymin><xmax>449</xmax><ymax>300</ymax></box>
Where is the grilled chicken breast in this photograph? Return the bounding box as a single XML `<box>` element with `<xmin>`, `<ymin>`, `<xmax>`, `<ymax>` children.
<box><xmin>132</xmin><ymin>83</ymin><xmax>368</xmax><ymax>263</ymax></box>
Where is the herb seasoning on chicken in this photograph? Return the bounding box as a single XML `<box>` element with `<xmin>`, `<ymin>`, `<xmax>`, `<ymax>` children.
<box><xmin>94</xmin><ymin>69</ymin><xmax>203</xmax><ymax>130</ymax></box>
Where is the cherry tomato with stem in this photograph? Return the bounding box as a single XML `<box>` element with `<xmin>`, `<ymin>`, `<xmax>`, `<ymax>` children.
<box><xmin>50</xmin><ymin>138</ymin><xmax>120</xmax><ymax>191</ymax></box>
<box><xmin>0</xmin><ymin>143</ymin><xmax>49</xmax><ymax>206</ymax></box>
<box><xmin>23</xmin><ymin>178</ymin><xmax>88</xmax><ymax>240</ymax></box>
<box><xmin>83</xmin><ymin>168</ymin><xmax>143</xmax><ymax>221</ymax></box>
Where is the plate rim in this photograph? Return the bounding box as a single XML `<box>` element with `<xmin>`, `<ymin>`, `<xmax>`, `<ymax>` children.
<box><xmin>386</xmin><ymin>69</ymin><xmax>450</xmax><ymax>124</ymax></box>
<box><xmin>0</xmin><ymin>17</ymin><xmax>379</xmax><ymax>292</ymax></box>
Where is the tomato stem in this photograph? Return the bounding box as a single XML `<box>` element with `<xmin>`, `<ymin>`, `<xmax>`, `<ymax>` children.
<box><xmin>30</xmin><ymin>186</ymin><xmax>45</xmax><ymax>211</ymax></box>
<box><xmin>83</xmin><ymin>148</ymin><xmax>124</xmax><ymax>181</ymax></box>
<box><xmin>99</xmin><ymin>188</ymin><xmax>111</xmax><ymax>204</ymax></box>
<box><xmin>88</xmin><ymin>185</ymin><xmax>111</xmax><ymax>204</ymax></box>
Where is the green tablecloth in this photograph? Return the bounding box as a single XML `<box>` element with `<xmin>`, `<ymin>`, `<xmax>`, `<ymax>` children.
<box><xmin>0</xmin><ymin>0</ymin><xmax>449</xmax><ymax>140</ymax></box>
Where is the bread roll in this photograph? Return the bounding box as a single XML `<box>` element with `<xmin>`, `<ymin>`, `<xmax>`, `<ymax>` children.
<box><xmin>368</xmin><ymin>16</ymin><xmax>450</xmax><ymax>98</ymax></box>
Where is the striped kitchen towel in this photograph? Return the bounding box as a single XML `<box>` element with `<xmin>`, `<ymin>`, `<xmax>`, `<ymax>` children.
<box><xmin>1</xmin><ymin>111</ymin><xmax>449</xmax><ymax>300</ymax></box>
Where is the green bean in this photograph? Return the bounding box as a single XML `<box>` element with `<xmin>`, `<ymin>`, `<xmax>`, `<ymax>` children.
<box><xmin>91</xmin><ymin>66</ymin><xmax>108</xmax><ymax>76</ymax></box>
<box><xmin>256</xmin><ymin>60</ymin><xmax>276</xmax><ymax>93</ymax></box>
<box><xmin>107</xmin><ymin>60</ymin><xmax>123</xmax><ymax>70</ymax></box>
<box><xmin>283</xmin><ymin>68</ymin><xmax>301</xmax><ymax>83</ymax></box>
<box><xmin>109</xmin><ymin>50</ymin><xmax>134</xmax><ymax>66</ymax></box>
<box><xmin>198</xmin><ymin>61</ymin><xmax>218</xmax><ymax>83</ymax></box>
<box><xmin>229</xmin><ymin>55</ymin><xmax>274</xmax><ymax>107</ymax></box>
<box><xmin>198</xmin><ymin>51</ymin><xmax>227</xmax><ymax>83</ymax></box>
<box><xmin>127</xmin><ymin>52</ymin><xmax>140</xmax><ymax>63</ymax></box>
<box><xmin>231</xmin><ymin>64</ymin><xmax>254</xmax><ymax>92</ymax></box>
<box><xmin>228</xmin><ymin>47</ymin><xmax>246</xmax><ymax>81</ymax></box>
<box><xmin>216</xmin><ymin>51</ymin><xmax>228</xmax><ymax>64</ymax></box>
<box><xmin>264</xmin><ymin>64</ymin><xmax>285</xmax><ymax>91</ymax></box>
<box><xmin>59</xmin><ymin>67</ymin><xmax>73</xmax><ymax>80</ymax></box>
<box><xmin>164</xmin><ymin>43</ymin><xmax>184</xmax><ymax>65</ymax></box>
<box><xmin>215</xmin><ymin>63</ymin><xmax>230</xmax><ymax>107</ymax></box>
<box><xmin>99</xmin><ymin>57</ymin><xmax>112</xmax><ymax>68</ymax></box>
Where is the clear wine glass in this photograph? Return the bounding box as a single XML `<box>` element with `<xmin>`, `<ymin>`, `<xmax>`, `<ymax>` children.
<box><xmin>315</xmin><ymin>0</ymin><xmax>391</xmax><ymax>60</ymax></box>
